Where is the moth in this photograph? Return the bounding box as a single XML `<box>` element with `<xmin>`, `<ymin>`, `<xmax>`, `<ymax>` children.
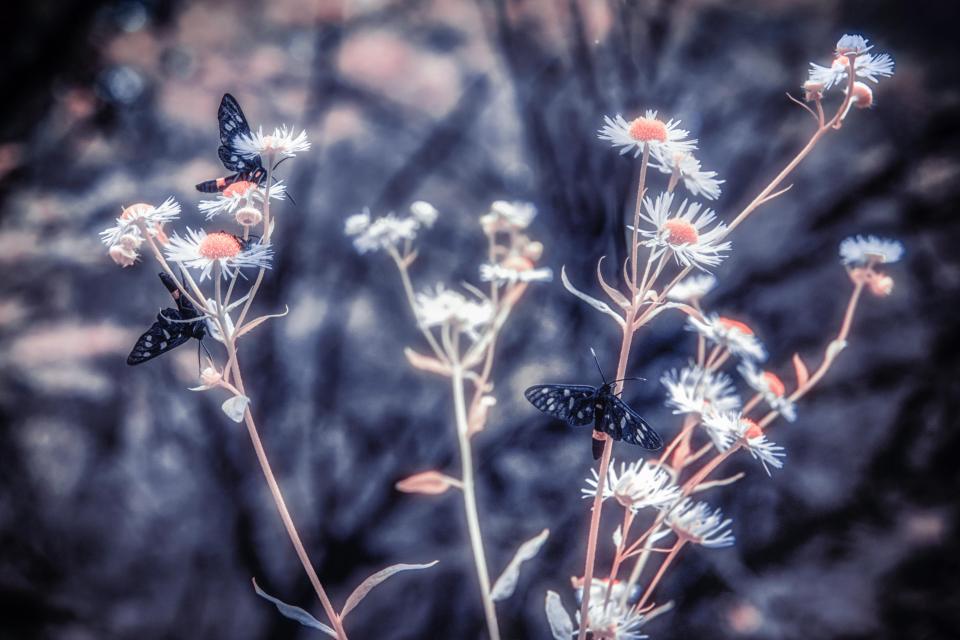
<box><xmin>127</xmin><ymin>273</ymin><xmax>208</xmax><ymax>365</ymax></box>
<box><xmin>195</xmin><ymin>93</ymin><xmax>267</xmax><ymax>193</ymax></box>
<box><xmin>524</xmin><ymin>350</ymin><xmax>662</xmax><ymax>457</ymax></box>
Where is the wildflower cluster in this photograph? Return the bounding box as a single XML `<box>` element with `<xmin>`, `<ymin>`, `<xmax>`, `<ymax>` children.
<box><xmin>347</xmin><ymin>199</ymin><xmax>553</xmax><ymax>640</ymax></box>
<box><xmin>547</xmin><ymin>34</ymin><xmax>899</xmax><ymax>640</ymax></box>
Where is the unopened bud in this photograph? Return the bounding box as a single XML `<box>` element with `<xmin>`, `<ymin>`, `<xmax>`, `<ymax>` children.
<box><xmin>523</xmin><ymin>241</ymin><xmax>544</xmax><ymax>262</ymax></box>
<box><xmin>235</xmin><ymin>206</ymin><xmax>263</xmax><ymax>227</ymax></box>
<box><xmin>868</xmin><ymin>273</ymin><xmax>894</xmax><ymax>297</ymax></box>
<box><xmin>849</xmin><ymin>81</ymin><xmax>874</xmax><ymax>109</ymax></box>
<box><xmin>200</xmin><ymin>366</ymin><xmax>222</xmax><ymax>387</ymax></box>
<box><xmin>803</xmin><ymin>80</ymin><xmax>824</xmax><ymax>101</ymax></box>
<box><xmin>119</xmin><ymin>232</ymin><xmax>143</xmax><ymax>250</ymax></box>
<box><xmin>109</xmin><ymin>244</ymin><xmax>138</xmax><ymax>267</ymax></box>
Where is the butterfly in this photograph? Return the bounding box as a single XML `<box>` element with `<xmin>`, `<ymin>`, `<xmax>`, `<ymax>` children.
<box><xmin>127</xmin><ymin>273</ymin><xmax>209</xmax><ymax>365</ymax></box>
<box><xmin>524</xmin><ymin>350</ymin><xmax>662</xmax><ymax>457</ymax></box>
<box><xmin>195</xmin><ymin>93</ymin><xmax>266</xmax><ymax>193</ymax></box>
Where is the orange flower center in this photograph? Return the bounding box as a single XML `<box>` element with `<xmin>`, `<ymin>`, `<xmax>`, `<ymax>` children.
<box><xmin>663</xmin><ymin>218</ymin><xmax>699</xmax><ymax>245</ymax></box>
<box><xmin>762</xmin><ymin>371</ymin><xmax>786</xmax><ymax>397</ymax></box>
<box><xmin>742</xmin><ymin>419</ymin><xmax>762</xmax><ymax>439</ymax></box>
<box><xmin>198</xmin><ymin>232</ymin><xmax>242</xmax><ymax>260</ymax></box>
<box><xmin>120</xmin><ymin>203</ymin><xmax>153</xmax><ymax>220</ymax></box>
<box><xmin>718</xmin><ymin>317</ymin><xmax>754</xmax><ymax>335</ymax></box>
<box><xmin>628</xmin><ymin>116</ymin><xmax>668</xmax><ymax>143</ymax></box>
<box><xmin>223</xmin><ymin>180</ymin><xmax>257</xmax><ymax>198</ymax></box>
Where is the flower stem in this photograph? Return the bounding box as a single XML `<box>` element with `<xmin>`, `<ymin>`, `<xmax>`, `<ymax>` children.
<box><xmin>451</xmin><ymin>362</ymin><xmax>501</xmax><ymax>640</ymax></box>
<box><xmin>634</xmin><ymin>541</ymin><xmax>684</xmax><ymax>612</ymax></box>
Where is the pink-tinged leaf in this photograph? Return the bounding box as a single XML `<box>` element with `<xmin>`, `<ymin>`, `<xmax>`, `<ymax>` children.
<box><xmin>340</xmin><ymin>561</ymin><xmax>438</xmax><ymax>619</ymax></box>
<box><xmin>403</xmin><ymin>348</ymin><xmax>451</xmax><ymax>376</ymax></box>
<box><xmin>221</xmin><ymin>395</ymin><xmax>250</xmax><ymax>423</ymax></box>
<box><xmin>545</xmin><ymin>591</ymin><xmax>573</xmax><ymax>640</ymax></box>
<box><xmin>490</xmin><ymin>528</ymin><xmax>550</xmax><ymax>601</ymax></box>
<box><xmin>596</xmin><ymin>257</ymin><xmax>630</xmax><ymax>308</ymax></box>
<box><xmin>792</xmin><ymin>353</ymin><xmax>809</xmax><ymax>388</ymax></box>
<box><xmin>252</xmin><ymin>578</ymin><xmax>337</xmax><ymax>637</ymax></box>
<box><xmin>467</xmin><ymin>396</ymin><xmax>496</xmax><ymax>437</ymax></box>
<box><xmin>395</xmin><ymin>471</ymin><xmax>460</xmax><ymax>495</ymax></box>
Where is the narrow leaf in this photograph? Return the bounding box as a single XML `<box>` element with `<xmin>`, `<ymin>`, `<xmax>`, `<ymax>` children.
<box><xmin>340</xmin><ymin>561</ymin><xmax>438</xmax><ymax>619</ymax></box>
<box><xmin>792</xmin><ymin>353</ymin><xmax>809</xmax><ymax>388</ymax></box>
<box><xmin>236</xmin><ymin>305</ymin><xmax>290</xmax><ymax>338</ymax></box>
<box><xmin>545</xmin><ymin>591</ymin><xmax>574</xmax><ymax>640</ymax></box>
<box><xmin>395</xmin><ymin>471</ymin><xmax>460</xmax><ymax>495</ymax></box>
<box><xmin>252</xmin><ymin>579</ymin><xmax>336</xmax><ymax>637</ymax></box>
<box><xmin>596</xmin><ymin>257</ymin><xmax>630</xmax><ymax>308</ymax></box>
<box><xmin>490</xmin><ymin>528</ymin><xmax>550</xmax><ymax>601</ymax></box>
<box><xmin>561</xmin><ymin>266</ymin><xmax>625</xmax><ymax>328</ymax></box>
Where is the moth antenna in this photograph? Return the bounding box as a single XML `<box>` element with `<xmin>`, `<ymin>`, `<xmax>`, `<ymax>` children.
<box><xmin>590</xmin><ymin>348</ymin><xmax>607</xmax><ymax>384</ymax></box>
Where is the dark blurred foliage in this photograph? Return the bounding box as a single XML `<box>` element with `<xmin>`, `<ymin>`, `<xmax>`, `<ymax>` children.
<box><xmin>2</xmin><ymin>0</ymin><xmax>960</xmax><ymax>639</ymax></box>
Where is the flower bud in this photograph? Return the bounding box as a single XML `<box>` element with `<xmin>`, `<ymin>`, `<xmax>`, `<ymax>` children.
<box><xmin>849</xmin><ymin>81</ymin><xmax>874</xmax><ymax>109</ymax></box>
<box><xmin>409</xmin><ymin>200</ymin><xmax>439</xmax><ymax>227</ymax></box>
<box><xmin>523</xmin><ymin>241</ymin><xmax>544</xmax><ymax>262</ymax></box>
<box><xmin>200</xmin><ymin>366</ymin><xmax>222</xmax><ymax>387</ymax></box>
<box><xmin>235</xmin><ymin>206</ymin><xmax>263</xmax><ymax>227</ymax></box>
<box><xmin>109</xmin><ymin>244</ymin><xmax>138</xmax><ymax>267</ymax></box>
<box><xmin>868</xmin><ymin>273</ymin><xmax>893</xmax><ymax>296</ymax></box>
<box><xmin>119</xmin><ymin>232</ymin><xmax>143</xmax><ymax>250</ymax></box>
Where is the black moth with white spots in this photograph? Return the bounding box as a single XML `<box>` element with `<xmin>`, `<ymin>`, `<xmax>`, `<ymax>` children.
<box><xmin>127</xmin><ymin>273</ymin><xmax>208</xmax><ymax>365</ymax></box>
<box><xmin>195</xmin><ymin>93</ymin><xmax>266</xmax><ymax>193</ymax></box>
<box><xmin>524</xmin><ymin>381</ymin><xmax>662</xmax><ymax>452</ymax></box>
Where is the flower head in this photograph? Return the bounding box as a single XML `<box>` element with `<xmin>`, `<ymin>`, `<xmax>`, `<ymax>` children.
<box><xmin>661</xmin><ymin>365</ymin><xmax>741</xmax><ymax>417</ymax></box>
<box><xmin>635</xmin><ymin>192</ymin><xmax>731</xmax><ymax>271</ymax></box>
<box><xmin>738</xmin><ymin>361</ymin><xmax>797</xmax><ymax>422</ymax></box>
<box><xmin>582</xmin><ymin>459</ymin><xmax>681</xmax><ymax>512</ymax></box>
<box><xmin>198</xmin><ymin>180</ymin><xmax>286</xmax><ymax>220</ymax></box>
<box><xmin>598</xmin><ymin>111</ymin><xmax>697</xmax><ymax>158</ymax></box>
<box><xmin>701</xmin><ymin>411</ymin><xmax>786</xmax><ymax>475</ymax></box>
<box><xmin>480</xmin><ymin>200</ymin><xmax>538</xmax><ymax>232</ymax></box>
<box><xmin>686</xmin><ymin>313</ymin><xmax>768</xmax><ymax>362</ymax></box>
<box><xmin>649</xmin><ymin>147</ymin><xmax>724</xmax><ymax>200</ymax></box>
<box><xmin>839</xmin><ymin>235</ymin><xmax>903</xmax><ymax>266</ymax></box>
<box><xmin>345</xmin><ymin>210</ymin><xmax>419</xmax><ymax>254</ymax></box>
<box><xmin>415</xmin><ymin>284</ymin><xmax>492</xmax><ymax>339</ymax></box>
<box><xmin>576</xmin><ymin>601</ymin><xmax>649</xmax><ymax>640</ymax></box>
<box><xmin>666</xmin><ymin>273</ymin><xmax>717</xmax><ymax>303</ymax></box>
<box><xmin>480</xmin><ymin>260</ymin><xmax>553</xmax><ymax>285</ymax></box>
<box><xmin>409</xmin><ymin>201</ymin><xmax>439</xmax><ymax>227</ymax></box>
<box><xmin>164</xmin><ymin>228</ymin><xmax>273</xmax><ymax>280</ymax></box>
<box><xmin>234</xmin><ymin>125</ymin><xmax>310</xmax><ymax>159</ymax></box>
<box><xmin>807</xmin><ymin>35</ymin><xmax>894</xmax><ymax>91</ymax></box>
<box><xmin>665</xmin><ymin>498</ymin><xmax>735</xmax><ymax>548</ymax></box>
<box><xmin>100</xmin><ymin>197</ymin><xmax>181</xmax><ymax>247</ymax></box>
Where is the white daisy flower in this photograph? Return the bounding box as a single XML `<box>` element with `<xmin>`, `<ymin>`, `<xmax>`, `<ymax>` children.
<box><xmin>234</xmin><ymin>125</ymin><xmax>310</xmax><ymax>159</ymax></box>
<box><xmin>100</xmin><ymin>197</ymin><xmax>181</xmax><ymax>246</ymax></box>
<box><xmin>665</xmin><ymin>498</ymin><xmax>735</xmax><ymax>548</ymax></box>
<box><xmin>839</xmin><ymin>234</ymin><xmax>904</xmax><ymax>266</ymax></box>
<box><xmin>347</xmin><ymin>212</ymin><xmax>419</xmax><ymax>254</ymax></box>
<box><xmin>198</xmin><ymin>180</ymin><xmax>286</xmax><ymax>220</ymax></box>
<box><xmin>480</xmin><ymin>200</ymin><xmax>538</xmax><ymax>232</ymax></box>
<box><xmin>479</xmin><ymin>262</ymin><xmax>553</xmax><ymax>285</ymax></box>
<box><xmin>737</xmin><ymin>361</ymin><xmax>797</xmax><ymax>422</ymax></box>
<box><xmin>807</xmin><ymin>35</ymin><xmax>894</xmax><ymax>91</ymax></box>
<box><xmin>702</xmin><ymin>411</ymin><xmax>786</xmax><ymax>475</ymax></box>
<box><xmin>635</xmin><ymin>192</ymin><xmax>731</xmax><ymax>272</ymax></box>
<box><xmin>409</xmin><ymin>201</ymin><xmax>439</xmax><ymax>227</ymax></box>
<box><xmin>661</xmin><ymin>365</ymin><xmax>741</xmax><ymax>417</ymax></box>
<box><xmin>649</xmin><ymin>147</ymin><xmax>724</xmax><ymax>200</ymax></box>
<box><xmin>415</xmin><ymin>284</ymin><xmax>492</xmax><ymax>338</ymax></box>
<box><xmin>164</xmin><ymin>228</ymin><xmax>273</xmax><ymax>280</ymax></box>
<box><xmin>686</xmin><ymin>313</ymin><xmax>768</xmax><ymax>362</ymax></box>
<box><xmin>666</xmin><ymin>273</ymin><xmax>717</xmax><ymax>303</ymax></box>
<box><xmin>598</xmin><ymin>110</ymin><xmax>698</xmax><ymax>158</ymax></box>
<box><xmin>581</xmin><ymin>459</ymin><xmax>681</xmax><ymax>512</ymax></box>
<box><xmin>576</xmin><ymin>601</ymin><xmax>649</xmax><ymax>640</ymax></box>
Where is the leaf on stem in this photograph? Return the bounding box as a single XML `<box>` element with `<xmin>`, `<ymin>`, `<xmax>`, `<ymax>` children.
<box><xmin>792</xmin><ymin>353</ymin><xmax>809</xmax><ymax>388</ymax></box>
<box><xmin>221</xmin><ymin>395</ymin><xmax>250</xmax><ymax>423</ymax></box>
<box><xmin>596</xmin><ymin>257</ymin><xmax>630</xmax><ymax>309</ymax></box>
<box><xmin>544</xmin><ymin>591</ymin><xmax>574</xmax><ymax>640</ymax></box>
<box><xmin>252</xmin><ymin>578</ymin><xmax>337</xmax><ymax>637</ymax></box>
<box><xmin>467</xmin><ymin>395</ymin><xmax>496</xmax><ymax>437</ymax></box>
<box><xmin>490</xmin><ymin>528</ymin><xmax>550</xmax><ymax>601</ymax></box>
<box><xmin>404</xmin><ymin>347</ymin><xmax>451</xmax><ymax>376</ymax></box>
<box><xmin>561</xmin><ymin>266</ymin><xmax>625</xmax><ymax>328</ymax></box>
<box><xmin>235</xmin><ymin>305</ymin><xmax>290</xmax><ymax>338</ymax></box>
<box><xmin>340</xmin><ymin>561</ymin><xmax>439</xmax><ymax>619</ymax></box>
<box><xmin>395</xmin><ymin>471</ymin><xmax>460</xmax><ymax>495</ymax></box>
<box><xmin>826</xmin><ymin>339</ymin><xmax>847</xmax><ymax>361</ymax></box>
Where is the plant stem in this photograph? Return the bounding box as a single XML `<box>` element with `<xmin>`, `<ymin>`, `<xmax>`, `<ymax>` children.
<box><xmin>451</xmin><ymin>361</ymin><xmax>501</xmax><ymax>640</ymax></box>
<box><xmin>634</xmin><ymin>541</ymin><xmax>683</xmax><ymax>612</ymax></box>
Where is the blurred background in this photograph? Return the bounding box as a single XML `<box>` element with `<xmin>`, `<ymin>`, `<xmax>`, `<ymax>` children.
<box><xmin>2</xmin><ymin>0</ymin><xmax>959</xmax><ymax>638</ymax></box>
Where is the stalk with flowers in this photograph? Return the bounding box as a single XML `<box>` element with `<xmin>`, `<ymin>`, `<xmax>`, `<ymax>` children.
<box><xmin>345</xmin><ymin>200</ymin><xmax>553</xmax><ymax>640</ymax></box>
<box><xmin>542</xmin><ymin>35</ymin><xmax>900</xmax><ymax>639</ymax></box>
<box><xmin>101</xmin><ymin>100</ymin><xmax>436</xmax><ymax>640</ymax></box>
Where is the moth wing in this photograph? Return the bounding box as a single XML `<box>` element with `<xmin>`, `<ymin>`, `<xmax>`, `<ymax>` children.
<box><xmin>524</xmin><ymin>384</ymin><xmax>597</xmax><ymax>425</ymax></box>
<box><xmin>218</xmin><ymin>144</ymin><xmax>263</xmax><ymax>173</ymax></box>
<box><xmin>599</xmin><ymin>395</ymin><xmax>663</xmax><ymax>450</ymax></box>
<box><xmin>218</xmin><ymin>93</ymin><xmax>252</xmax><ymax>144</ymax></box>
<box><xmin>126</xmin><ymin>309</ymin><xmax>192</xmax><ymax>365</ymax></box>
